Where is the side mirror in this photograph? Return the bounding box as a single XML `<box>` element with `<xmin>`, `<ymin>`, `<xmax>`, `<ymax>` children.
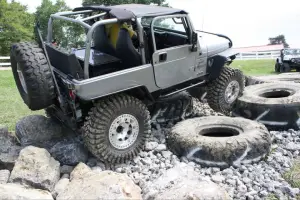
<box><xmin>191</xmin><ymin>31</ymin><xmax>198</xmax><ymax>52</ymax></box>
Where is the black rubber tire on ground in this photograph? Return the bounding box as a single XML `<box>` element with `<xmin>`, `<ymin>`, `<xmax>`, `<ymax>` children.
<box><xmin>206</xmin><ymin>67</ymin><xmax>245</xmax><ymax>115</ymax></box>
<box><xmin>275</xmin><ymin>62</ymin><xmax>281</xmax><ymax>73</ymax></box>
<box><xmin>167</xmin><ymin>116</ymin><xmax>271</xmax><ymax>168</ymax></box>
<box><xmin>233</xmin><ymin>82</ymin><xmax>300</xmax><ymax>131</ymax></box>
<box><xmin>280</xmin><ymin>63</ymin><xmax>291</xmax><ymax>73</ymax></box>
<box><xmin>245</xmin><ymin>75</ymin><xmax>266</xmax><ymax>86</ymax></box>
<box><xmin>10</xmin><ymin>42</ymin><xmax>55</xmax><ymax>110</ymax></box>
<box><xmin>150</xmin><ymin>91</ymin><xmax>194</xmax><ymax>126</ymax></box>
<box><xmin>82</xmin><ymin>94</ymin><xmax>151</xmax><ymax>164</ymax></box>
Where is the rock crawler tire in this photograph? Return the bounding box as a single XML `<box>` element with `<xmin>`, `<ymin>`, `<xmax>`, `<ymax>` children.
<box><xmin>233</xmin><ymin>82</ymin><xmax>300</xmax><ymax>131</ymax></box>
<box><xmin>206</xmin><ymin>67</ymin><xmax>245</xmax><ymax>115</ymax></box>
<box><xmin>167</xmin><ymin>116</ymin><xmax>271</xmax><ymax>168</ymax></box>
<box><xmin>82</xmin><ymin>94</ymin><xmax>151</xmax><ymax>164</ymax></box>
<box><xmin>10</xmin><ymin>42</ymin><xmax>55</xmax><ymax>110</ymax></box>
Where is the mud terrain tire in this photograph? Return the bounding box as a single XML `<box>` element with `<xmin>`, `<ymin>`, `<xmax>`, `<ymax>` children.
<box><xmin>150</xmin><ymin>91</ymin><xmax>194</xmax><ymax>125</ymax></box>
<box><xmin>280</xmin><ymin>63</ymin><xmax>291</xmax><ymax>73</ymax></box>
<box><xmin>167</xmin><ymin>116</ymin><xmax>271</xmax><ymax>168</ymax></box>
<box><xmin>275</xmin><ymin>62</ymin><xmax>281</xmax><ymax>73</ymax></box>
<box><xmin>233</xmin><ymin>82</ymin><xmax>300</xmax><ymax>130</ymax></box>
<box><xmin>206</xmin><ymin>67</ymin><xmax>245</xmax><ymax>115</ymax></box>
<box><xmin>82</xmin><ymin>94</ymin><xmax>151</xmax><ymax>164</ymax></box>
<box><xmin>10</xmin><ymin>42</ymin><xmax>55</xmax><ymax>110</ymax></box>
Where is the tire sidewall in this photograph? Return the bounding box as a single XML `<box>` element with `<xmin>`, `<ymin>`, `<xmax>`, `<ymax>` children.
<box><xmin>104</xmin><ymin>105</ymin><xmax>148</xmax><ymax>155</ymax></box>
<box><xmin>221</xmin><ymin>72</ymin><xmax>244</xmax><ymax>110</ymax></box>
<box><xmin>10</xmin><ymin>49</ymin><xmax>30</xmax><ymax>105</ymax></box>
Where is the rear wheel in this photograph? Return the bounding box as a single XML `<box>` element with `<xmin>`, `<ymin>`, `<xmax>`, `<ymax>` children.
<box><xmin>82</xmin><ymin>94</ymin><xmax>151</xmax><ymax>164</ymax></box>
<box><xmin>275</xmin><ymin>62</ymin><xmax>280</xmax><ymax>73</ymax></box>
<box><xmin>10</xmin><ymin>42</ymin><xmax>55</xmax><ymax>110</ymax></box>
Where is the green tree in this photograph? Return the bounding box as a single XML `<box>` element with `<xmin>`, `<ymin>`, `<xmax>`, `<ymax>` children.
<box><xmin>268</xmin><ymin>35</ymin><xmax>289</xmax><ymax>48</ymax></box>
<box><xmin>35</xmin><ymin>0</ymin><xmax>70</xmax><ymax>41</ymax></box>
<box><xmin>35</xmin><ymin>0</ymin><xmax>86</xmax><ymax>49</ymax></box>
<box><xmin>0</xmin><ymin>0</ymin><xmax>34</xmax><ymax>55</ymax></box>
<box><xmin>82</xmin><ymin>0</ymin><xmax>168</xmax><ymax>6</ymax></box>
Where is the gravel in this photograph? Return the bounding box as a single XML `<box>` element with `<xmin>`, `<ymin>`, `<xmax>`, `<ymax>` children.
<box><xmin>98</xmin><ymin>99</ymin><xmax>300</xmax><ymax>200</ymax></box>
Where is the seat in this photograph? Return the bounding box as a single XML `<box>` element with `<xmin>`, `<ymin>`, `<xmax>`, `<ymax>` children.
<box><xmin>116</xmin><ymin>28</ymin><xmax>142</xmax><ymax>68</ymax></box>
<box><xmin>92</xmin><ymin>25</ymin><xmax>117</xmax><ymax>57</ymax></box>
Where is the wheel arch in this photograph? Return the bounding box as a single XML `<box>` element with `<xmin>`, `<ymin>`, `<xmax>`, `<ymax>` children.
<box><xmin>206</xmin><ymin>55</ymin><xmax>230</xmax><ymax>81</ymax></box>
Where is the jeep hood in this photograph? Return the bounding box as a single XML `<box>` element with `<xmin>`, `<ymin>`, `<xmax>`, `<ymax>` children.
<box><xmin>197</xmin><ymin>31</ymin><xmax>237</xmax><ymax>58</ymax></box>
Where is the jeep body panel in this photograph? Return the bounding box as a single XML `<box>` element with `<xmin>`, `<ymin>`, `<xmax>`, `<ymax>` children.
<box><xmin>70</xmin><ymin>64</ymin><xmax>159</xmax><ymax>100</ymax></box>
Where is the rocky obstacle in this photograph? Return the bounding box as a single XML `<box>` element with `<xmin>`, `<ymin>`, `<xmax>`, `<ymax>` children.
<box><xmin>15</xmin><ymin>115</ymin><xmax>88</xmax><ymax>166</ymax></box>
<box><xmin>56</xmin><ymin>163</ymin><xmax>142</xmax><ymax>199</ymax></box>
<box><xmin>0</xmin><ymin>126</ymin><xmax>22</xmax><ymax>170</ymax></box>
<box><xmin>9</xmin><ymin>146</ymin><xmax>60</xmax><ymax>192</ymax></box>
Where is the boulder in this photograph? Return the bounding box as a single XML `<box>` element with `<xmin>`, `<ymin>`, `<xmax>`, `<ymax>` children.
<box><xmin>15</xmin><ymin>115</ymin><xmax>63</xmax><ymax>148</ymax></box>
<box><xmin>0</xmin><ymin>183</ymin><xmax>53</xmax><ymax>200</ymax></box>
<box><xmin>57</xmin><ymin>163</ymin><xmax>142</xmax><ymax>200</ymax></box>
<box><xmin>0</xmin><ymin>170</ymin><xmax>10</xmax><ymax>184</ymax></box>
<box><xmin>9</xmin><ymin>146</ymin><xmax>60</xmax><ymax>192</ymax></box>
<box><xmin>0</xmin><ymin>126</ymin><xmax>22</xmax><ymax>170</ymax></box>
<box><xmin>52</xmin><ymin>178</ymin><xmax>69</xmax><ymax>198</ymax></box>
<box><xmin>15</xmin><ymin>115</ymin><xmax>89</xmax><ymax>166</ymax></box>
<box><xmin>143</xmin><ymin>163</ymin><xmax>229</xmax><ymax>200</ymax></box>
<box><xmin>49</xmin><ymin>136</ymin><xmax>88</xmax><ymax>166</ymax></box>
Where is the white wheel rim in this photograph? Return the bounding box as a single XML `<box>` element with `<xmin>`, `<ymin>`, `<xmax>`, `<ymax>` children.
<box><xmin>17</xmin><ymin>63</ymin><xmax>28</xmax><ymax>94</ymax></box>
<box><xmin>225</xmin><ymin>80</ymin><xmax>240</xmax><ymax>104</ymax></box>
<box><xmin>109</xmin><ymin>114</ymin><xmax>139</xmax><ymax>150</ymax></box>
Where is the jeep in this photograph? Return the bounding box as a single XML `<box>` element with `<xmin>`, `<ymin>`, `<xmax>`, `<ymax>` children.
<box><xmin>275</xmin><ymin>48</ymin><xmax>300</xmax><ymax>72</ymax></box>
<box><xmin>10</xmin><ymin>4</ymin><xmax>244</xmax><ymax>164</ymax></box>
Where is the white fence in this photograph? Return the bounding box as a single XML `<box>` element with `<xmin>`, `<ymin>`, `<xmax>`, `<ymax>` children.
<box><xmin>235</xmin><ymin>50</ymin><xmax>280</xmax><ymax>60</ymax></box>
<box><xmin>0</xmin><ymin>56</ymin><xmax>10</xmax><ymax>67</ymax></box>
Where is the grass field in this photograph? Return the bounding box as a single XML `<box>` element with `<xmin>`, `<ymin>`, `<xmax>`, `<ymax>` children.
<box><xmin>231</xmin><ymin>59</ymin><xmax>276</xmax><ymax>76</ymax></box>
<box><xmin>0</xmin><ymin>59</ymin><xmax>276</xmax><ymax>131</ymax></box>
<box><xmin>0</xmin><ymin>70</ymin><xmax>43</xmax><ymax>132</ymax></box>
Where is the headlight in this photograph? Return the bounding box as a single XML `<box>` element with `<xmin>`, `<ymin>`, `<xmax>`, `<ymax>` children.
<box><xmin>291</xmin><ymin>58</ymin><xmax>295</xmax><ymax>62</ymax></box>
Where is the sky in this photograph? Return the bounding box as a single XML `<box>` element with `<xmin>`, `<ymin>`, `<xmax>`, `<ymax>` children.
<box><xmin>12</xmin><ymin>0</ymin><xmax>300</xmax><ymax>48</ymax></box>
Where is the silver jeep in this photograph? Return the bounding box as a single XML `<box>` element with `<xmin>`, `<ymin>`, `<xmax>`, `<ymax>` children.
<box><xmin>10</xmin><ymin>4</ymin><xmax>244</xmax><ymax>164</ymax></box>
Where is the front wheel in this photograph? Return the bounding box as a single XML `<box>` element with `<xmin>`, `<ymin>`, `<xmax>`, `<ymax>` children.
<box><xmin>206</xmin><ymin>67</ymin><xmax>245</xmax><ymax>115</ymax></box>
<box><xmin>280</xmin><ymin>63</ymin><xmax>291</xmax><ymax>73</ymax></box>
<box><xmin>82</xmin><ymin>94</ymin><xmax>151</xmax><ymax>164</ymax></box>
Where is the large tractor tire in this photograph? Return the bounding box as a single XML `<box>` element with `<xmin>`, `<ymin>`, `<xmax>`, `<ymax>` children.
<box><xmin>167</xmin><ymin>116</ymin><xmax>271</xmax><ymax>168</ymax></box>
<box><xmin>82</xmin><ymin>94</ymin><xmax>151</xmax><ymax>164</ymax></box>
<box><xmin>206</xmin><ymin>67</ymin><xmax>245</xmax><ymax>115</ymax></box>
<box><xmin>10</xmin><ymin>42</ymin><xmax>55</xmax><ymax>110</ymax></box>
<box><xmin>233</xmin><ymin>82</ymin><xmax>300</xmax><ymax>131</ymax></box>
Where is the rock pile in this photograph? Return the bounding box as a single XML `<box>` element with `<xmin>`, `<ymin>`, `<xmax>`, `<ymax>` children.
<box><xmin>0</xmin><ymin>99</ymin><xmax>299</xmax><ymax>199</ymax></box>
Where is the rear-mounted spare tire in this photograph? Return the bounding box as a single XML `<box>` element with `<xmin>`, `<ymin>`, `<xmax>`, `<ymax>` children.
<box><xmin>233</xmin><ymin>82</ymin><xmax>300</xmax><ymax>130</ymax></box>
<box><xmin>10</xmin><ymin>42</ymin><xmax>55</xmax><ymax>110</ymax></box>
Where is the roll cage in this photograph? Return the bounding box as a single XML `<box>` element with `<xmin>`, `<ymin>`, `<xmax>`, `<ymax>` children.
<box><xmin>46</xmin><ymin>5</ymin><xmax>192</xmax><ymax>79</ymax></box>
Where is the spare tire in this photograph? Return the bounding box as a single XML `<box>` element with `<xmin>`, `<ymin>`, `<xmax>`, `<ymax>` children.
<box><xmin>233</xmin><ymin>82</ymin><xmax>300</xmax><ymax>130</ymax></box>
<box><xmin>10</xmin><ymin>42</ymin><xmax>55</xmax><ymax>110</ymax></box>
<box><xmin>167</xmin><ymin>116</ymin><xmax>271</xmax><ymax>168</ymax></box>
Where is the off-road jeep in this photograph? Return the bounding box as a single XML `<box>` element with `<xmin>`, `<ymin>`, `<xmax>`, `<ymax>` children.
<box><xmin>10</xmin><ymin>4</ymin><xmax>244</xmax><ymax>164</ymax></box>
<box><xmin>275</xmin><ymin>48</ymin><xmax>300</xmax><ymax>72</ymax></box>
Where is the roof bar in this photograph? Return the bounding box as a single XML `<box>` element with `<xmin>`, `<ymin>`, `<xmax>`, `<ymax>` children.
<box><xmin>80</xmin><ymin>12</ymin><xmax>106</xmax><ymax>22</ymax></box>
<box><xmin>54</xmin><ymin>10</ymin><xmax>93</xmax><ymax>16</ymax></box>
<box><xmin>50</xmin><ymin>14</ymin><xmax>91</xmax><ymax>29</ymax></box>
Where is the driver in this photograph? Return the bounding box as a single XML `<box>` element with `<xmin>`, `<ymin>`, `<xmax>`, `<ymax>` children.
<box><xmin>104</xmin><ymin>14</ymin><xmax>137</xmax><ymax>48</ymax></box>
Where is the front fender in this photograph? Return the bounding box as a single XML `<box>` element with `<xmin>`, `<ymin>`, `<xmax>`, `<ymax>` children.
<box><xmin>206</xmin><ymin>55</ymin><xmax>228</xmax><ymax>80</ymax></box>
